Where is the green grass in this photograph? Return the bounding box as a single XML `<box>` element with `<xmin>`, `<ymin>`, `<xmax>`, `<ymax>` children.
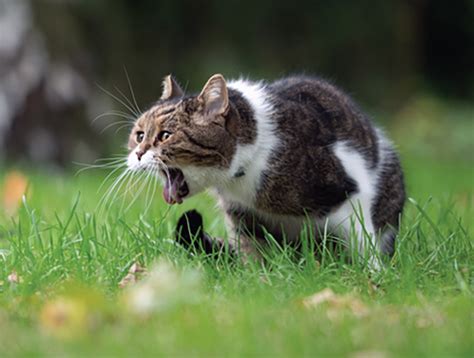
<box><xmin>0</xmin><ymin>106</ymin><xmax>473</xmax><ymax>356</ymax></box>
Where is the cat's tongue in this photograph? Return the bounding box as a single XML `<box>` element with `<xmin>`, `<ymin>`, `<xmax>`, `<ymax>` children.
<box><xmin>163</xmin><ymin>169</ymin><xmax>189</xmax><ymax>205</ymax></box>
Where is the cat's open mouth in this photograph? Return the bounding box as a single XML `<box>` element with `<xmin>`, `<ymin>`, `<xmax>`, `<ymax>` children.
<box><xmin>162</xmin><ymin>168</ymin><xmax>189</xmax><ymax>204</ymax></box>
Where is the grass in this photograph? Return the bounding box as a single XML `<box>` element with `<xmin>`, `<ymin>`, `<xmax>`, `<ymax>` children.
<box><xmin>0</xmin><ymin>102</ymin><xmax>473</xmax><ymax>357</ymax></box>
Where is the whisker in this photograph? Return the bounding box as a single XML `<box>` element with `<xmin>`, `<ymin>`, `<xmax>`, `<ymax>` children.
<box><xmin>143</xmin><ymin>164</ymin><xmax>159</xmax><ymax>215</ymax></box>
<box><xmin>141</xmin><ymin>167</ymin><xmax>155</xmax><ymax>213</ymax></box>
<box><xmin>75</xmin><ymin>162</ymin><xmax>126</xmax><ymax>176</ymax></box>
<box><xmin>123</xmin><ymin>66</ymin><xmax>142</xmax><ymax>114</ymax></box>
<box><xmin>154</xmin><ymin>156</ymin><xmax>170</xmax><ymax>184</ymax></box>
<box><xmin>95</xmin><ymin>155</ymin><xmax>129</xmax><ymax>163</ymax></box>
<box><xmin>96</xmin><ymin>83</ymin><xmax>140</xmax><ymax>117</ymax></box>
<box><xmin>114</xmin><ymin>123</ymin><xmax>135</xmax><ymax>134</ymax></box>
<box><xmin>97</xmin><ymin>168</ymin><xmax>131</xmax><ymax>213</ymax></box>
<box><xmin>100</xmin><ymin>121</ymin><xmax>134</xmax><ymax>134</ymax></box>
<box><xmin>74</xmin><ymin>156</ymin><xmax>127</xmax><ymax>175</ymax></box>
<box><xmin>123</xmin><ymin>168</ymin><xmax>153</xmax><ymax>212</ymax></box>
<box><xmin>114</xmin><ymin>85</ymin><xmax>142</xmax><ymax>118</ymax></box>
<box><xmin>119</xmin><ymin>171</ymin><xmax>144</xmax><ymax>213</ymax></box>
<box><xmin>74</xmin><ymin>159</ymin><xmax>125</xmax><ymax>169</ymax></box>
<box><xmin>106</xmin><ymin>169</ymin><xmax>137</xmax><ymax>214</ymax></box>
<box><xmin>92</xmin><ymin>111</ymin><xmax>135</xmax><ymax>125</ymax></box>
<box><xmin>97</xmin><ymin>163</ymin><xmax>129</xmax><ymax>193</ymax></box>
<box><xmin>117</xmin><ymin>169</ymin><xmax>140</xmax><ymax>213</ymax></box>
<box><xmin>144</xmin><ymin>166</ymin><xmax>160</xmax><ymax>216</ymax></box>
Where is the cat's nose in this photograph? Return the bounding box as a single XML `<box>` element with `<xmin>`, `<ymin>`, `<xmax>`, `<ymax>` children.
<box><xmin>136</xmin><ymin>150</ymin><xmax>146</xmax><ymax>161</ymax></box>
<box><xmin>136</xmin><ymin>144</ymin><xmax>151</xmax><ymax>161</ymax></box>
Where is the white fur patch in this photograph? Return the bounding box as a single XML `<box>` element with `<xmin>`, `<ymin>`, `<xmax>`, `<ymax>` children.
<box><xmin>328</xmin><ymin>142</ymin><xmax>377</xmax><ymax>252</ymax></box>
<box><xmin>127</xmin><ymin>147</ymin><xmax>155</xmax><ymax>171</ymax></box>
<box><xmin>219</xmin><ymin>79</ymin><xmax>279</xmax><ymax>207</ymax></box>
<box><xmin>181</xmin><ymin>165</ymin><xmax>227</xmax><ymax>197</ymax></box>
<box><xmin>326</xmin><ymin>136</ymin><xmax>395</xmax><ymax>269</ymax></box>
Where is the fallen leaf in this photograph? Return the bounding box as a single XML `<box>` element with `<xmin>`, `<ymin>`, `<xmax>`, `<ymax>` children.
<box><xmin>367</xmin><ymin>279</ymin><xmax>382</xmax><ymax>297</ymax></box>
<box><xmin>40</xmin><ymin>297</ymin><xmax>88</xmax><ymax>339</ymax></box>
<box><xmin>259</xmin><ymin>275</ymin><xmax>272</xmax><ymax>285</ymax></box>
<box><xmin>118</xmin><ymin>262</ymin><xmax>147</xmax><ymax>288</ymax></box>
<box><xmin>302</xmin><ymin>288</ymin><xmax>336</xmax><ymax>307</ymax></box>
<box><xmin>415</xmin><ymin>308</ymin><xmax>444</xmax><ymax>328</ymax></box>
<box><xmin>39</xmin><ymin>290</ymin><xmax>108</xmax><ymax>340</ymax></box>
<box><xmin>2</xmin><ymin>171</ymin><xmax>28</xmax><ymax>214</ymax></box>
<box><xmin>351</xmin><ymin>350</ymin><xmax>387</xmax><ymax>358</ymax></box>
<box><xmin>7</xmin><ymin>271</ymin><xmax>21</xmax><ymax>284</ymax></box>
<box><xmin>303</xmin><ymin>288</ymin><xmax>369</xmax><ymax>318</ymax></box>
<box><xmin>124</xmin><ymin>259</ymin><xmax>202</xmax><ymax>315</ymax></box>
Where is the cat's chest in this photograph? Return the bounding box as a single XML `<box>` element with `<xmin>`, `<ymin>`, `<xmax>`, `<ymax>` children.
<box><xmin>215</xmin><ymin>180</ymin><xmax>259</xmax><ymax>209</ymax></box>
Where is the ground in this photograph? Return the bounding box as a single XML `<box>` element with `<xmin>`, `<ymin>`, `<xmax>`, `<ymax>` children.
<box><xmin>0</xmin><ymin>96</ymin><xmax>472</xmax><ymax>357</ymax></box>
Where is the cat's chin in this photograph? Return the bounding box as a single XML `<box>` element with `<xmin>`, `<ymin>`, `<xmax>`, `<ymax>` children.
<box><xmin>161</xmin><ymin>168</ymin><xmax>189</xmax><ymax>205</ymax></box>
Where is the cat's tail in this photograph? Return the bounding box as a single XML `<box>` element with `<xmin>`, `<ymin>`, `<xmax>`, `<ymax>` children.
<box><xmin>175</xmin><ymin>210</ymin><xmax>236</xmax><ymax>258</ymax></box>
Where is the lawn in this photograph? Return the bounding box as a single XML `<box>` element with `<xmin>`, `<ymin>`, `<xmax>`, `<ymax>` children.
<box><xmin>0</xmin><ymin>98</ymin><xmax>472</xmax><ymax>357</ymax></box>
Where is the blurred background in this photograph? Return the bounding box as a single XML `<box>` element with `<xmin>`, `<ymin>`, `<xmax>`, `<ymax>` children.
<box><xmin>0</xmin><ymin>0</ymin><xmax>472</xmax><ymax>170</ymax></box>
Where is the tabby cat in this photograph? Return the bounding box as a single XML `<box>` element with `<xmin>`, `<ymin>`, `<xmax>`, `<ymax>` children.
<box><xmin>126</xmin><ymin>74</ymin><xmax>405</xmax><ymax>267</ymax></box>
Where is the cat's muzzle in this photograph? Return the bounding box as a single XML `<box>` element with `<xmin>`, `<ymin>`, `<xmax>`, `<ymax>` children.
<box><xmin>161</xmin><ymin>168</ymin><xmax>189</xmax><ymax>204</ymax></box>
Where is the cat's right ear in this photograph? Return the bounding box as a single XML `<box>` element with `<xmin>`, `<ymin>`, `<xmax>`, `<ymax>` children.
<box><xmin>161</xmin><ymin>75</ymin><xmax>184</xmax><ymax>100</ymax></box>
<box><xmin>198</xmin><ymin>74</ymin><xmax>229</xmax><ymax>116</ymax></box>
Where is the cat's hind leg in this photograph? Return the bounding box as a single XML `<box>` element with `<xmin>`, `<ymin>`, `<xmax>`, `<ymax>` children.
<box><xmin>331</xmin><ymin>142</ymin><xmax>383</xmax><ymax>270</ymax></box>
<box><xmin>326</xmin><ymin>197</ymin><xmax>382</xmax><ymax>270</ymax></box>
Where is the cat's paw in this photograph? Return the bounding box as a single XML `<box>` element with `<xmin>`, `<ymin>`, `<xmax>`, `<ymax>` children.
<box><xmin>176</xmin><ymin>210</ymin><xmax>204</xmax><ymax>249</ymax></box>
<box><xmin>175</xmin><ymin>210</ymin><xmax>235</xmax><ymax>258</ymax></box>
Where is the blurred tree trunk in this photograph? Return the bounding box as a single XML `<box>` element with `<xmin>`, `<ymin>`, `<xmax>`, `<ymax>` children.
<box><xmin>0</xmin><ymin>0</ymin><xmax>98</xmax><ymax>166</ymax></box>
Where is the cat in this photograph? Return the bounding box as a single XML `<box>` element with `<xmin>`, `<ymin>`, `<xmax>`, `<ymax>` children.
<box><xmin>126</xmin><ymin>74</ymin><xmax>405</xmax><ymax>267</ymax></box>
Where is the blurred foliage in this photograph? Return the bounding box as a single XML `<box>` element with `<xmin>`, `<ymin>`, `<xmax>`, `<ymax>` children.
<box><xmin>0</xmin><ymin>0</ymin><xmax>470</xmax><ymax>165</ymax></box>
<box><xmin>33</xmin><ymin>0</ymin><xmax>473</xmax><ymax>109</ymax></box>
<box><xmin>392</xmin><ymin>96</ymin><xmax>474</xmax><ymax>162</ymax></box>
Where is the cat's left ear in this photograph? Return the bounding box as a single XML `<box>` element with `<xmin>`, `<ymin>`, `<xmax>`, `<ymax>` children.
<box><xmin>198</xmin><ymin>74</ymin><xmax>229</xmax><ymax>116</ymax></box>
<box><xmin>161</xmin><ymin>75</ymin><xmax>184</xmax><ymax>100</ymax></box>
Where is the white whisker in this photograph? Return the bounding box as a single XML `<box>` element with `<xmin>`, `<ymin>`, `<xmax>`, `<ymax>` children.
<box><xmin>92</xmin><ymin>111</ymin><xmax>135</xmax><ymax>125</ymax></box>
<box><xmin>97</xmin><ymin>168</ymin><xmax>131</xmax><ymax>213</ymax></box>
<box><xmin>100</xmin><ymin>121</ymin><xmax>135</xmax><ymax>134</ymax></box>
<box><xmin>123</xmin><ymin>66</ymin><xmax>142</xmax><ymax>114</ymax></box>
<box><xmin>96</xmin><ymin>83</ymin><xmax>140</xmax><ymax>117</ymax></box>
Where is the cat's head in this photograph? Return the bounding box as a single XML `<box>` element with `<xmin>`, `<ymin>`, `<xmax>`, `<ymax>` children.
<box><xmin>127</xmin><ymin>74</ymin><xmax>238</xmax><ymax>204</ymax></box>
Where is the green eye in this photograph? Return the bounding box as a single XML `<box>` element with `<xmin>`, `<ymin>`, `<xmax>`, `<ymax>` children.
<box><xmin>136</xmin><ymin>131</ymin><xmax>145</xmax><ymax>143</ymax></box>
<box><xmin>158</xmin><ymin>131</ymin><xmax>172</xmax><ymax>142</ymax></box>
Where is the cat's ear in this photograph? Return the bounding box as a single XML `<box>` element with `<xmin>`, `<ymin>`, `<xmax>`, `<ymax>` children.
<box><xmin>198</xmin><ymin>74</ymin><xmax>229</xmax><ymax>116</ymax></box>
<box><xmin>161</xmin><ymin>75</ymin><xmax>184</xmax><ymax>100</ymax></box>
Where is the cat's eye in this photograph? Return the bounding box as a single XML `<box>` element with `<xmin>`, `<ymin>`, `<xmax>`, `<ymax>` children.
<box><xmin>157</xmin><ymin>131</ymin><xmax>172</xmax><ymax>142</ymax></box>
<box><xmin>136</xmin><ymin>131</ymin><xmax>145</xmax><ymax>143</ymax></box>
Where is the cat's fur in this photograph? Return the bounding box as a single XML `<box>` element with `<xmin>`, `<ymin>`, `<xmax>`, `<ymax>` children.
<box><xmin>127</xmin><ymin>74</ymin><xmax>405</xmax><ymax>266</ymax></box>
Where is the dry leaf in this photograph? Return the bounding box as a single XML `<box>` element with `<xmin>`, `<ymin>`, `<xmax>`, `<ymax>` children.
<box><xmin>39</xmin><ymin>289</ymin><xmax>108</xmax><ymax>340</ymax></box>
<box><xmin>367</xmin><ymin>279</ymin><xmax>381</xmax><ymax>297</ymax></box>
<box><xmin>303</xmin><ymin>288</ymin><xmax>336</xmax><ymax>307</ymax></box>
<box><xmin>2</xmin><ymin>171</ymin><xmax>28</xmax><ymax>214</ymax></box>
<box><xmin>119</xmin><ymin>262</ymin><xmax>147</xmax><ymax>288</ymax></box>
<box><xmin>351</xmin><ymin>350</ymin><xmax>387</xmax><ymax>358</ymax></box>
<box><xmin>40</xmin><ymin>297</ymin><xmax>94</xmax><ymax>339</ymax></box>
<box><xmin>415</xmin><ymin>309</ymin><xmax>444</xmax><ymax>328</ymax></box>
<box><xmin>7</xmin><ymin>271</ymin><xmax>21</xmax><ymax>284</ymax></box>
<box><xmin>303</xmin><ymin>288</ymin><xmax>369</xmax><ymax>318</ymax></box>
<box><xmin>259</xmin><ymin>275</ymin><xmax>271</xmax><ymax>285</ymax></box>
<box><xmin>124</xmin><ymin>259</ymin><xmax>202</xmax><ymax>315</ymax></box>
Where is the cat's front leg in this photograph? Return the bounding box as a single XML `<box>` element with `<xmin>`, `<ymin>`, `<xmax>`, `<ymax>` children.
<box><xmin>223</xmin><ymin>208</ymin><xmax>266</xmax><ymax>262</ymax></box>
<box><xmin>175</xmin><ymin>210</ymin><xmax>234</xmax><ymax>257</ymax></box>
<box><xmin>175</xmin><ymin>209</ymin><xmax>261</xmax><ymax>261</ymax></box>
